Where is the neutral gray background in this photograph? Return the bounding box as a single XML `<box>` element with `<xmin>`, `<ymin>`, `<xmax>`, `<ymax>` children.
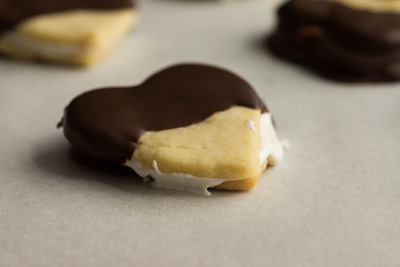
<box><xmin>1</xmin><ymin>0</ymin><xmax>399</xmax><ymax>266</ymax></box>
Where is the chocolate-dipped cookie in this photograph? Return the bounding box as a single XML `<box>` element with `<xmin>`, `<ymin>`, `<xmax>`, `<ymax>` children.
<box><xmin>59</xmin><ymin>64</ymin><xmax>284</xmax><ymax>195</ymax></box>
<box><xmin>267</xmin><ymin>0</ymin><xmax>400</xmax><ymax>82</ymax></box>
<box><xmin>0</xmin><ymin>0</ymin><xmax>136</xmax><ymax>66</ymax></box>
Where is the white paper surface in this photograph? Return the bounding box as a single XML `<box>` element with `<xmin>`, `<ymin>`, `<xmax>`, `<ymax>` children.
<box><xmin>1</xmin><ymin>0</ymin><xmax>400</xmax><ymax>266</ymax></box>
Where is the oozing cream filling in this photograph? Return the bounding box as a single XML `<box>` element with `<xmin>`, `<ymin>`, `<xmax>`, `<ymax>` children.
<box><xmin>259</xmin><ymin>113</ymin><xmax>284</xmax><ymax>166</ymax></box>
<box><xmin>125</xmin><ymin>113</ymin><xmax>284</xmax><ymax>196</ymax></box>
<box><xmin>127</xmin><ymin>160</ymin><xmax>226</xmax><ymax>196</ymax></box>
<box><xmin>0</xmin><ymin>32</ymin><xmax>87</xmax><ymax>58</ymax></box>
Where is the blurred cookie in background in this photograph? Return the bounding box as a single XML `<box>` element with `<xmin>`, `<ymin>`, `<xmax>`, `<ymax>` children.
<box><xmin>0</xmin><ymin>0</ymin><xmax>137</xmax><ymax>66</ymax></box>
<box><xmin>267</xmin><ymin>0</ymin><xmax>400</xmax><ymax>82</ymax></box>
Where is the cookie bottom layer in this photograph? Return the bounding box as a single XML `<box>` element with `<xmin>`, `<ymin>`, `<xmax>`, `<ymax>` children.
<box><xmin>214</xmin><ymin>160</ymin><xmax>268</xmax><ymax>191</ymax></box>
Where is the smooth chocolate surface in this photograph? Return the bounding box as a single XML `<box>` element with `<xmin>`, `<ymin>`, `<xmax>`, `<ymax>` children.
<box><xmin>267</xmin><ymin>0</ymin><xmax>400</xmax><ymax>82</ymax></box>
<box><xmin>60</xmin><ymin>64</ymin><xmax>267</xmax><ymax>164</ymax></box>
<box><xmin>0</xmin><ymin>0</ymin><xmax>134</xmax><ymax>34</ymax></box>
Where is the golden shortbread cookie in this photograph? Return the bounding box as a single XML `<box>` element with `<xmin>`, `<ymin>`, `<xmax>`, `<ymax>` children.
<box><xmin>133</xmin><ymin>106</ymin><xmax>267</xmax><ymax>191</ymax></box>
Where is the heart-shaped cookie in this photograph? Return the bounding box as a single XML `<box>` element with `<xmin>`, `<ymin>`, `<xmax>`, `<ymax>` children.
<box><xmin>59</xmin><ymin>64</ymin><xmax>284</xmax><ymax>195</ymax></box>
<box><xmin>0</xmin><ymin>0</ymin><xmax>136</xmax><ymax>66</ymax></box>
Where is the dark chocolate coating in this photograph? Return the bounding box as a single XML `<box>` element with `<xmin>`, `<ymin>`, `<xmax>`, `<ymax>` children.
<box><xmin>60</xmin><ymin>64</ymin><xmax>268</xmax><ymax>164</ymax></box>
<box><xmin>267</xmin><ymin>0</ymin><xmax>400</xmax><ymax>82</ymax></box>
<box><xmin>0</xmin><ymin>0</ymin><xmax>134</xmax><ymax>34</ymax></box>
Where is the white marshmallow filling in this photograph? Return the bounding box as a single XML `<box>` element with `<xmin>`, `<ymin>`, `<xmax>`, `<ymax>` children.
<box><xmin>0</xmin><ymin>32</ymin><xmax>89</xmax><ymax>58</ymax></box>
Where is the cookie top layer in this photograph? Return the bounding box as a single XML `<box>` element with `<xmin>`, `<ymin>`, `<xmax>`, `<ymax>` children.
<box><xmin>60</xmin><ymin>64</ymin><xmax>268</xmax><ymax>164</ymax></box>
<box><xmin>0</xmin><ymin>0</ymin><xmax>135</xmax><ymax>34</ymax></box>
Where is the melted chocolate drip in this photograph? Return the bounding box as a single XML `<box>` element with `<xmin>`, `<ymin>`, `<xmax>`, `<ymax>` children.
<box><xmin>0</xmin><ymin>0</ymin><xmax>134</xmax><ymax>34</ymax></box>
<box><xmin>267</xmin><ymin>0</ymin><xmax>400</xmax><ymax>82</ymax></box>
<box><xmin>60</xmin><ymin>64</ymin><xmax>268</xmax><ymax>164</ymax></box>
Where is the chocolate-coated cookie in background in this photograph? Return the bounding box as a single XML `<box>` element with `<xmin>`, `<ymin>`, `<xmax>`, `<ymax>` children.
<box><xmin>267</xmin><ymin>0</ymin><xmax>400</xmax><ymax>82</ymax></box>
<box><xmin>58</xmin><ymin>64</ymin><xmax>285</xmax><ymax>195</ymax></box>
<box><xmin>0</xmin><ymin>0</ymin><xmax>137</xmax><ymax>66</ymax></box>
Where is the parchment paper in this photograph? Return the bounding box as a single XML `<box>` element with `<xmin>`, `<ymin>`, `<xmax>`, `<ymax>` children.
<box><xmin>1</xmin><ymin>0</ymin><xmax>399</xmax><ymax>266</ymax></box>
